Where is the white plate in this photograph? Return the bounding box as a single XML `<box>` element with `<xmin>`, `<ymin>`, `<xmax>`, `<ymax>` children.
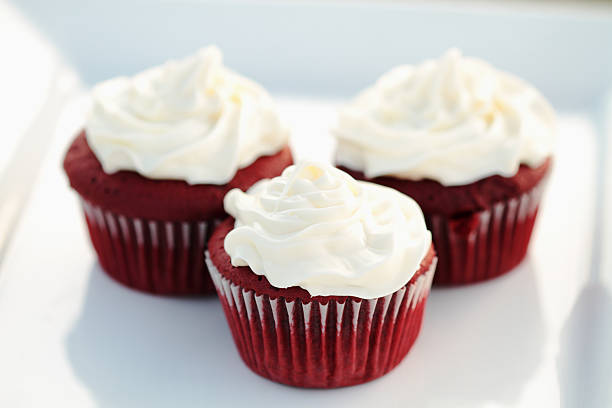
<box><xmin>0</xmin><ymin>94</ymin><xmax>604</xmax><ymax>406</ymax></box>
<box><xmin>2</xmin><ymin>1</ymin><xmax>612</xmax><ymax>406</ymax></box>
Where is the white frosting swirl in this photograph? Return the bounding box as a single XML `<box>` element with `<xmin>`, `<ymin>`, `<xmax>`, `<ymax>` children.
<box><xmin>335</xmin><ymin>49</ymin><xmax>556</xmax><ymax>186</ymax></box>
<box><xmin>85</xmin><ymin>46</ymin><xmax>288</xmax><ymax>185</ymax></box>
<box><xmin>223</xmin><ymin>162</ymin><xmax>431</xmax><ymax>299</ymax></box>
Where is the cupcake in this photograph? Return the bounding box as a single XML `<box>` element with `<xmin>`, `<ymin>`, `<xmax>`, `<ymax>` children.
<box><xmin>334</xmin><ymin>49</ymin><xmax>555</xmax><ymax>285</ymax></box>
<box><xmin>63</xmin><ymin>46</ymin><xmax>293</xmax><ymax>295</ymax></box>
<box><xmin>206</xmin><ymin>162</ymin><xmax>436</xmax><ymax>388</ymax></box>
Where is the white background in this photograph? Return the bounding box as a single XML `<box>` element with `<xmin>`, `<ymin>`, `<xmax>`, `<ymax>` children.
<box><xmin>0</xmin><ymin>1</ymin><xmax>611</xmax><ymax>406</ymax></box>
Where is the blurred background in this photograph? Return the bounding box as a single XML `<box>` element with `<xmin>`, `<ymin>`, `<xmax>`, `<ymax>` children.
<box><xmin>2</xmin><ymin>0</ymin><xmax>612</xmax><ymax>182</ymax></box>
<box><xmin>0</xmin><ymin>1</ymin><xmax>611</xmax><ymax>407</ymax></box>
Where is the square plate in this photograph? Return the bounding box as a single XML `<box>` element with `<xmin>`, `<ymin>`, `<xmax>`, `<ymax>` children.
<box><xmin>1</xmin><ymin>1</ymin><xmax>611</xmax><ymax>406</ymax></box>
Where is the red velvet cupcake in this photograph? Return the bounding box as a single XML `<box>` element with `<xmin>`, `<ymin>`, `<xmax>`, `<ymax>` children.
<box><xmin>334</xmin><ymin>49</ymin><xmax>555</xmax><ymax>285</ymax></box>
<box><xmin>207</xmin><ymin>163</ymin><xmax>436</xmax><ymax>387</ymax></box>
<box><xmin>63</xmin><ymin>46</ymin><xmax>292</xmax><ymax>295</ymax></box>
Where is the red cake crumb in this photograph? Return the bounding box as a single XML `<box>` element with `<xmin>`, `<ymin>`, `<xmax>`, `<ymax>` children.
<box><xmin>339</xmin><ymin>158</ymin><xmax>551</xmax><ymax>217</ymax></box>
<box><xmin>208</xmin><ymin>217</ymin><xmax>436</xmax><ymax>302</ymax></box>
<box><xmin>63</xmin><ymin>131</ymin><xmax>293</xmax><ymax>221</ymax></box>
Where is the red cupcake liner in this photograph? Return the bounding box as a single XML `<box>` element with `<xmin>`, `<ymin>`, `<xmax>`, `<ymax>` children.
<box><xmin>82</xmin><ymin>200</ymin><xmax>220</xmax><ymax>295</ymax></box>
<box><xmin>206</xmin><ymin>252</ymin><xmax>436</xmax><ymax>388</ymax></box>
<box><xmin>429</xmin><ymin>182</ymin><xmax>545</xmax><ymax>285</ymax></box>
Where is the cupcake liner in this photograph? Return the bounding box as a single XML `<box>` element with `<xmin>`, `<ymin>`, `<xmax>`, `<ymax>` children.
<box><xmin>82</xmin><ymin>200</ymin><xmax>220</xmax><ymax>295</ymax></box>
<box><xmin>206</xmin><ymin>252</ymin><xmax>436</xmax><ymax>388</ymax></box>
<box><xmin>429</xmin><ymin>181</ymin><xmax>545</xmax><ymax>285</ymax></box>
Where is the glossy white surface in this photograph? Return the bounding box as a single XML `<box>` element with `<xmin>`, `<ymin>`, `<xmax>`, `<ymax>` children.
<box><xmin>0</xmin><ymin>95</ymin><xmax>603</xmax><ymax>407</ymax></box>
<box><xmin>0</xmin><ymin>1</ymin><xmax>58</xmax><ymax>176</ymax></box>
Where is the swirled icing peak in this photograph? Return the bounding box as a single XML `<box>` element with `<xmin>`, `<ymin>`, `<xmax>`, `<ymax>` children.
<box><xmin>335</xmin><ymin>49</ymin><xmax>555</xmax><ymax>186</ymax></box>
<box><xmin>85</xmin><ymin>46</ymin><xmax>288</xmax><ymax>185</ymax></box>
<box><xmin>223</xmin><ymin>162</ymin><xmax>432</xmax><ymax>298</ymax></box>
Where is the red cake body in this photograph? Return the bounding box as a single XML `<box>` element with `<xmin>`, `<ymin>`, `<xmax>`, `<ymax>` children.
<box><xmin>63</xmin><ymin>131</ymin><xmax>293</xmax><ymax>295</ymax></box>
<box><xmin>340</xmin><ymin>159</ymin><xmax>551</xmax><ymax>285</ymax></box>
<box><xmin>209</xmin><ymin>218</ymin><xmax>435</xmax><ymax>301</ymax></box>
<box><xmin>339</xmin><ymin>158</ymin><xmax>550</xmax><ymax>217</ymax></box>
<box><xmin>207</xmin><ymin>218</ymin><xmax>436</xmax><ymax>388</ymax></box>
<box><xmin>64</xmin><ymin>131</ymin><xmax>294</xmax><ymax>222</ymax></box>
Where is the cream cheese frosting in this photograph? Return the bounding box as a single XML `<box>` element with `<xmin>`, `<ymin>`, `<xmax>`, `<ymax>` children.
<box><xmin>223</xmin><ymin>162</ymin><xmax>432</xmax><ymax>299</ymax></box>
<box><xmin>334</xmin><ymin>49</ymin><xmax>556</xmax><ymax>186</ymax></box>
<box><xmin>85</xmin><ymin>46</ymin><xmax>288</xmax><ymax>185</ymax></box>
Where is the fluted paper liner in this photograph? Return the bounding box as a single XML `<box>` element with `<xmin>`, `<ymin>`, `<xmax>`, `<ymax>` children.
<box><xmin>206</xmin><ymin>252</ymin><xmax>436</xmax><ymax>388</ymax></box>
<box><xmin>82</xmin><ymin>200</ymin><xmax>219</xmax><ymax>295</ymax></box>
<box><xmin>430</xmin><ymin>182</ymin><xmax>545</xmax><ymax>285</ymax></box>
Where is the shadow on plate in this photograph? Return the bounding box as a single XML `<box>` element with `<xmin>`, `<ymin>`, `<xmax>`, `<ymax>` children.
<box><xmin>64</xmin><ymin>263</ymin><xmax>275</xmax><ymax>407</ymax></box>
<box><xmin>557</xmin><ymin>283</ymin><xmax>612</xmax><ymax>408</ymax></box>
<box><xmin>66</xmin><ymin>260</ymin><xmax>548</xmax><ymax>407</ymax></box>
<box><xmin>392</xmin><ymin>259</ymin><xmax>546</xmax><ymax>406</ymax></box>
